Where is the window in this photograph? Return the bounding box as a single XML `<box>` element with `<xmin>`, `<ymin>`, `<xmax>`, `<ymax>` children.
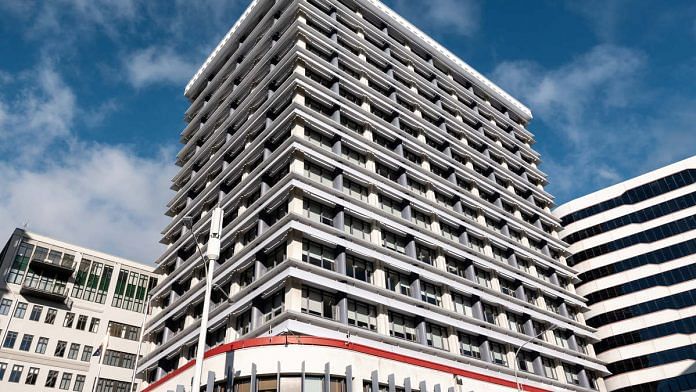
<box><xmin>542</xmin><ymin>357</ymin><xmax>558</xmax><ymax>379</ymax></box>
<box><xmin>81</xmin><ymin>346</ymin><xmax>93</xmax><ymax>362</ymax></box>
<box><xmin>107</xmin><ymin>321</ymin><xmax>141</xmax><ymax>341</ymax></box>
<box><xmin>36</xmin><ymin>337</ymin><xmax>49</xmax><ymax>354</ymax></box>
<box><xmin>475</xmin><ymin>268</ymin><xmax>491</xmax><ymax>288</ymax></box>
<box><xmin>68</xmin><ymin>343</ymin><xmax>80</xmax><ymax>360</ymax></box>
<box><xmin>6</xmin><ymin>242</ymin><xmax>33</xmax><ymax>284</ymax></box>
<box><xmin>64</xmin><ymin>312</ymin><xmax>75</xmax><ymax>327</ymax></box>
<box><xmin>9</xmin><ymin>365</ymin><xmax>23</xmax><ymax>383</ymax></box>
<box><xmin>19</xmin><ymin>334</ymin><xmax>33</xmax><ymax>351</ymax></box>
<box><xmin>261</xmin><ymin>290</ymin><xmax>284</xmax><ymax>323</ymax></box>
<box><xmin>304</xmin><ymin>199</ymin><xmax>334</xmax><ymax>226</ymax></box>
<box><xmin>103</xmin><ymin>349</ymin><xmax>136</xmax><ymax>369</ymax></box>
<box><xmin>452</xmin><ymin>293</ymin><xmax>474</xmax><ymax>317</ymax></box>
<box><xmin>458</xmin><ymin>333</ymin><xmax>481</xmax><ymax>358</ymax></box>
<box><xmin>14</xmin><ymin>302</ymin><xmax>27</xmax><ymax>318</ymax></box>
<box><xmin>73</xmin><ymin>375</ymin><xmax>85</xmax><ymax>392</ymax></box>
<box><xmin>76</xmin><ymin>315</ymin><xmax>88</xmax><ymax>330</ymax></box>
<box><xmin>378</xmin><ymin>194</ymin><xmax>401</xmax><ymax>216</ymax></box>
<box><xmin>301</xmin><ymin>287</ymin><xmax>336</xmax><ymax>320</ymax></box>
<box><xmin>342</xmin><ymin>146</ymin><xmax>366</xmax><ymax>167</ymax></box>
<box><xmin>420</xmin><ymin>281</ymin><xmax>442</xmax><ymax>306</ymax></box>
<box><xmin>446</xmin><ymin>256</ymin><xmax>469</xmax><ymax>278</ymax></box>
<box><xmin>490</xmin><ymin>342</ymin><xmax>508</xmax><ymax>366</ymax></box>
<box><xmin>3</xmin><ymin>331</ymin><xmax>18</xmax><ymax>348</ymax></box>
<box><xmin>25</xmin><ymin>367</ymin><xmax>39</xmax><ymax>385</ymax></box>
<box><xmin>533</xmin><ymin>321</ymin><xmax>548</xmax><ymax>341</ymax></box>
<box><xmin>344</xmin><ymin>214</ymin><xmax>371</xmax><ymax>240</ymax></box>
<box><xmin>426</xmin><ymin>323</ymin><xmax>449</xmax><ymax>350</ymax></box>
<box><xmin>491</xmin><ymin>246</ymin><xmax>507</xmax><ymax>262</ymax></box>
<box><xmin>304</xmin><ymin>128</ymin><xmax>333</xmax><ymax>151</ymax></box>
<box><xmin>469</xmin><ymin>236</ymin><xmax>484</xmax><ymax>254</ymax></box>
<box><xmin>89</xmin><ymin>318</ymin><xmax>100</xmax><ymax>333</ymax></box>
<box><xmin>347</xmin><ymin>299</ymin><xmax>377</xmax><ymax>331</ymax></box>
<box><xmin>386</xmin><ymin>269</ymin><xmax>411</xmax><ymax>296</ymax></box>
<box><xmin>382</xmin><ymin>230</ymin><xmax>406</xmax><ymax>254</ymax></box>
<box><xmin>29</xmin><ymin>305</ymin><xmax>43</xmax><ymax>321</ymax></box>
<box><xmin>343</xmin><ymin>178</ymin><xmax>368</xmax><ymax>202</ymax></box>
<box><xmin>517</xmin><ymin>351</ymin><xmax>534</xmax><ymax>373</ymax></box>
<box><xmin>563</xmin><ymin>365</ymin><xmax>580</xmax><ymax>385</ymax></box>
<box><xmin>235</xmin><ymin>310</ymin><xmax>251</xmax><ymax>336</ymax></box>
<box><xmin>45</xmin><ymin>370</ymin><xmax>59</xmax><ymax>387</ymax></box>
<box><xmin>389</xmin><ymin>312</ymin><xmax>417</xmax><ymax>342</ymax></box>
<box><xmin>55</xmin><ymin>340</ymin><xmax>67</xmax><ymax>357</ymax></box>
<box><xmin>45</xmin><ymin>308</ymin><xmax>57</xmax><ymax>324</ymax></box>
<box><xmin>345</xmin><ymin>255</ymin><xmax>373</xmax><ymax>283</ymax></box>
<box><xmin>302</xmin><ymin>240</ymin><xmax>335</xmax><ymax>271</ymax></box>
<box><xmin>507</xmin><ymin>313</ymin><xmax>525</xmax><ymax>334</ymax></box>
<box><xmin>440</xmin><ymin>222</ymin><xmax>458</xmax><ymax>241</ymax></box>
<box><xmin>482</xmin><ymin>304</ymin><xmax>498</xmax><ymax>325</ymax></box>
<box><xmin>60</xmin><ymin>373</ymin><xmax>72</xmax><ymax>390</ymax></box>
<box><xmin>111</xmin><ymin>269</ymin><xmax>154</xmax><ymax>313</ymax></box>
<box><xmin>412</xmin><ymin>209</ymin><xmax>431</xmax><ymax>230</ymax></box>
<box><xmin>407</xmin><ymin>177</ymin><xmax>427</xmax><ymax>196</ymax></box>
<box><xmin>0</xmin><ymin>362</ymin><xmax>5</xmax><ymax>380</ymax></box>
<box><xmin>415</xmin><ymin>244</ymin><xmax>435</xmax><ymax>265</ymax></box>
<box><xmin>95</xmin><ymin>379</ymin><xmax>132</xmax><ymax>392</ymax></box>
<box><xmin>0</xmin><ymin>299</ymin><xmax>11</xmax><ymax>315</ymax></box>
<box><xmin>499</xmin><ymin>278</ymin><xmax>517</xmax><ymax>297</ymax></box>
<box><xmin>304</xmin><ymin>161</ymin><xmax>334</xmax><ymax>187</ymax></box>
<box><xmin>554</xmin><ymin>330</ymin><xmax>570</xmax><ymax>349</ymax></box>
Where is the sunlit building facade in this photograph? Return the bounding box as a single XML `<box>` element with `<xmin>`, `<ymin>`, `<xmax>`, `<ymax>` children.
<box><xmin>0</xmin><ymin>228</ymin><xmax>157</xmax><ymax>392</ymax></box>
<box><xmin>138</xmin><ymin>0</ymin><xmax>609</xmax><ymax>391</ymax></box>
<box><xmin>555</xmin><ymin>156</ymin><xmax>696</xmax><ymax>392</ymax></box>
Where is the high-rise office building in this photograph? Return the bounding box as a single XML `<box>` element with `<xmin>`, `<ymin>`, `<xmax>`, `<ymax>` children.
<box><xmin>555</xmin><ymin>156</ymin><xmax>696</xmax><ymax>391</ymax></box>
<box><xmin>0</xmin><ymin>228</ymin><xmax>158</xmax><ymax>392</ymax></box>
<box><xmin>138</xmin><ymin>0</ymin><xmax>608</xmax><ymax>391</ymax></box>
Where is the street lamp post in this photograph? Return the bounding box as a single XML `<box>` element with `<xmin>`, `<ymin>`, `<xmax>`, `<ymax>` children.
<box><xmin>513</xmin><ymin>324</ymin><xmax>560</xmax><ymax>391</ymax></box>
<box><xmin>190</xmin><ymin>207</ymin><xmax>224</xmax><ymax>392</ymax></box>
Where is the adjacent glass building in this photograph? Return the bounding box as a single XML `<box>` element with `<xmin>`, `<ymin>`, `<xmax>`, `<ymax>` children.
<box><xmin>137</xmin><ymin>0</ymin><xmax>609</xmax><ymax>391</ymax></box>
<box><xmin>555</xmin><ymin>155</ymin><xmax>696</xmax><ymax>392</ymax></box>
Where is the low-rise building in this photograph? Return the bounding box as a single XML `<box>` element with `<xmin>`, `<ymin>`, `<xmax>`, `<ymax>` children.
<box><xmin>0</xmin><ymin>228</ymin><xmax>158</xmax><ymax>392</ymax></box>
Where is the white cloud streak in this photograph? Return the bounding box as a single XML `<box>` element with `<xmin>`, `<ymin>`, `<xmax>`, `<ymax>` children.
<box><xmin>390</xmin><ymin>0</ymin><xmax>480</xmax><ymax>37</ymax></box>
<box><xmin>0</xmin><ymin>64</ymin><xmax>175</xmax><ymax>263</ymax></box>
<box><xmin>125</xmin><ymin>46</ymin><xmax>199</xmax><ymax>89</ymax></box>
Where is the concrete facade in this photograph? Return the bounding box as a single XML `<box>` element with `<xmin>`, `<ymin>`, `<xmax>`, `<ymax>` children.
<box><xmin>139</xmin><ymin>0</ymin><xmax>609</xmax><ymax>391</ymax></box>
<box><xmin>555</xmin><ymin>155</ymin><xmax>696</xmax><ymax>391</ymax></box>
<box><xmin>0</xmin><ymin>228</ymin><xmax>158</xmax><ymax>392</ymax></box>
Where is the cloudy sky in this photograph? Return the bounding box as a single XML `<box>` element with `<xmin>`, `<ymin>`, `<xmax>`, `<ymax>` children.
<box><xmin>0</xmin><ymin>0</ymin><xmax>694</xmax><ymax>263</ymax></box>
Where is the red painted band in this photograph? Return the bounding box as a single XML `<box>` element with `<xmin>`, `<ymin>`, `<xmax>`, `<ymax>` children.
<box><xmin>142</xmin><ymin>335</ymin><xmax>549</xmax><ymax>392</ymax></box>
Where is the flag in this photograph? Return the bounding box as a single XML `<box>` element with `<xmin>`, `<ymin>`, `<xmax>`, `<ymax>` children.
<box><xmin>93</xmin><ymin>345</ymin><xmax>102</xmax><ymax>357</ymax></box>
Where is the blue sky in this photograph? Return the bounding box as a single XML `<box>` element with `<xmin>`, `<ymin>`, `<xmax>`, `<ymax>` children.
<box><xmin>0</xmin><ymin>0</ymin><xmax>694</xmax><ymax>262</ymax></box>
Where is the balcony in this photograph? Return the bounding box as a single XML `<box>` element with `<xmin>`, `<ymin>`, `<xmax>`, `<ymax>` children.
<box><xmin>20</xmin><ymin>282</ymin><xmax>73</xmax><ymax>309</ymax></box>
<box><xmin>29</xmin><ymin>257</ymin><xmax>76</xmax><ymax>275</ymax></box>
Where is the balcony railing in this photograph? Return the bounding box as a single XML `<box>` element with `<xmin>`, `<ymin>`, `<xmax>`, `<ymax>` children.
<box><xmin>29</xmin><ymin>257</ymin><xmax>76</xmax><ymax>274</ymax></box>
<box><xmin>20</xmin><ymin>281</ymin><xmax>73</xmax><ymax>309</ymax></box>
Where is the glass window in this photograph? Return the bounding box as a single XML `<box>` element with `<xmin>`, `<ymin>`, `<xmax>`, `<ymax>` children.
<box><xmin>426</xmin><ymin>323</ymin><xmax>449</xmax><ymax>350</ymax></box>
<box><xmin>301</xmin><ymin>287</ymin><xmax>337</xmax><ymax>320</ymax></box>
<box><xmin>29</xmin><ymin>305</ymin><xmax>43</xmax><ymax>321</ymax></box>
<box><xmin>89</xmin><ymin>318</ymin><xmax>100</xmax><ymax>333</ymax></box>
<box><xmin>458</xmin><ymin>333</ymin><xmax>481</xmax><ymax>358</ymax></box>
<box><xmin>542</xmin><ymin>357</ymin><xmax>558</xmax><ymax>379</ymax></box>
<box><xmin>9</xmin><ymin>365</ymin><xmax>23</xmax><ymax>383</ymax></box>
<box><xmin>452</xmin><ymin>293</ymin><xmax>474</xmax><ymax>317</ymax></box>
<box><xmin>304</xmin><ymin>199</ymin><xmax>334</xmax><ymax>226</ymax></box>
<box><xmin>389</xmin><ymin>311</ymin><xmax>417</xmax><ymax>342</ymax></box>
<box><xmin>302</xmin><ymin>240</ymin><xmax>335</xmax><ymax>271</ymax></box>
<box><xmin>3</xmin><ymin>331</ymin><xmax>18</xmax><ymax>348</ymax></box>
<box><xmin>378</xmin><ymin>194</ymin><xmax>401</xmax><ymax>216</ymax></box>
<box><xmin>6</xmin><ymin>242</ymin><xmax>33</xmax><ymax>284</ymax></box>
<box><xmin>59</xmin><ymin>373</ymin><xmax>72</xmax><ymax>390</ymax></box>
<box><xmin>482</xmin><ymin>304</ymin><xmax>498</xmax><ymax>325</ymax></box>
<box><xmin>420</xmin><ymin>281</ymin><xmax>442</xmax><ymax>306</ymax></box>
<box><xmin>343</xmin><ymin>178</ymin><xmax>369</xmax><ymax>202</ymax></box>
<box><xmin>235</xmin><ymin>310</ymin><xmax>251</xmax><ymax>337</ymax></box>
<box><xmin>345</xmin><ymin>255</ymin><xmax>373</xmax><ymax>283</ymax></box>
<box><xmin>386</xmin><ymin>269</ymin><xmax>411</xmax><ymax>296</ymax></box>
<box><xmin>45</xmin><ymin>308</ymin><xmax>57</xmax><ymax>324</ymax></box>
<box><xmin>19</xmin><ymin>334</ymin><xmax>33</xmax><ymax>351</ymax></box>
<box><xmin>261</xmin><ymin>291</ymin><xmax>284</xmax><ymax>323</ymax></box>
<box><xmin>35</xmin><ymin>337</ymin><xmax>49</xmax><ymax>354</ymax></box>
<box><xmin>64</xmin><ymin>312</ymin><xmax>75</xmax><ymax>327</ymax></box>
<box><xmin>73</xmin><ymin>375</ymin><xmax>85</xmax><ymax>392</ymax></box>
<box><xmin>54</xmin><ymin>340</ymin><xmax>67</xmax><ymax>357</ymax></box>
<box><xmin>475</xmin><ymin>268</ymin><xmax>491</xmax><ymax>288</ymax></box>
<box><xmin>490</xmin><ymin>342</ymin><xmax>508</xmax><ymax>367</ymax></box>
<box><xmin>45</xmin><ymin>370</ymin><xmax>59</xmax><ymax>387</ymax></box>
<box><xmin>563</xmin><ymin>365</ymin><xmax>580</xmax><ymax>385</ymax></box>
<box><xmin>14</xmin><ymin>302</ymin><xmax>27</xmax><ymax>318</ymax></box>
<box><xmin>76</xmin><ymin>315</ymin><xmax>88</xmax><ymax>330</ymax></box>
<box><xmin>415</xmin><ymin>244</ymin><xmax>435</xmax><ymax>265</ymax></box>
<box><xmin>517</xmin><ymin>351</ymin><xmax>534</xmax><ymax>373</ymax></box>
<box><xmin>0</xmin><ymin>362</ymin><xmax>5</xmax><ymax>380</ymax></box>
<box><xmin>347</xmin><ymin>299</ymin><xmax>377</xmax><ymax>331</ymax></box>
<box><xmin>507</xmin><ymin>313</ymin><xmax>525</xmax><ymax>334</ymax></box>
<box><xmin>81</xmin><ymin>346</ymin><xmax>93</xmax><ymax>362</ymax></box>
<box><xmin>68</xmin><ymin>343</ymin><xmax>80</xmax><ymax>360</ymax></box>
<box><xmin>25</xmin><ymin>367</ymin><xmax>39</xmax><ymax>385</ymax></box>
<box><xmin>344</xmin><ymin>214</ymin><xmax>371</xmax><ymax>241</ymax></box>
<box><xmin>0</xmin><ymin>299</ymin><xmax>12</xmax><ymax>315</ymax></box>
<box><xmin>382</xmin><ymin>230</ymin><xmax>406</xmax><ymax>254</ymax></box>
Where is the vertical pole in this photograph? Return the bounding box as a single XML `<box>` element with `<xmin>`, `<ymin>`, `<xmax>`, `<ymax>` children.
<box><xmin>192</xmin><ymin>208</ymin><xmax>224</xmax><ymax>392</ymax></box>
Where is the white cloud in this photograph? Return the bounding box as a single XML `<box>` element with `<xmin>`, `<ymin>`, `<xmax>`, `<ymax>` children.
<box><xmin>390</xmin><ymin>0</ymin><xmax>480</xmax><ymax>37</ymax></box>
<box><xmin>125</xmin><ymin>46</ymin><xmax>199</xmax><ymax>89</ymax></box>
<box><xmin>0</xmin><ymin>64</ymin><xmax>175</xmax><ymax>263</ymax></box>
<box><xmin>0</xmin><ymin>144</ymin><xmax>174</xmax><ymax>263</ymax></box>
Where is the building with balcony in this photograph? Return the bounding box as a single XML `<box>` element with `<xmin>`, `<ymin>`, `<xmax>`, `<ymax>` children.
<box><xmin>138</xmin><ymin>0</ymin><xmax>609</xmax><ymax>391</ymax></box>
<box><xmin>0</xmin><ymin>228</ymin><xmax>158</xmax><ymax>392</ymax></box>
<box><xmin>555</xmin><ymin>155</ymin><xmax>696</xmax><ymax>392</ymax></box>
